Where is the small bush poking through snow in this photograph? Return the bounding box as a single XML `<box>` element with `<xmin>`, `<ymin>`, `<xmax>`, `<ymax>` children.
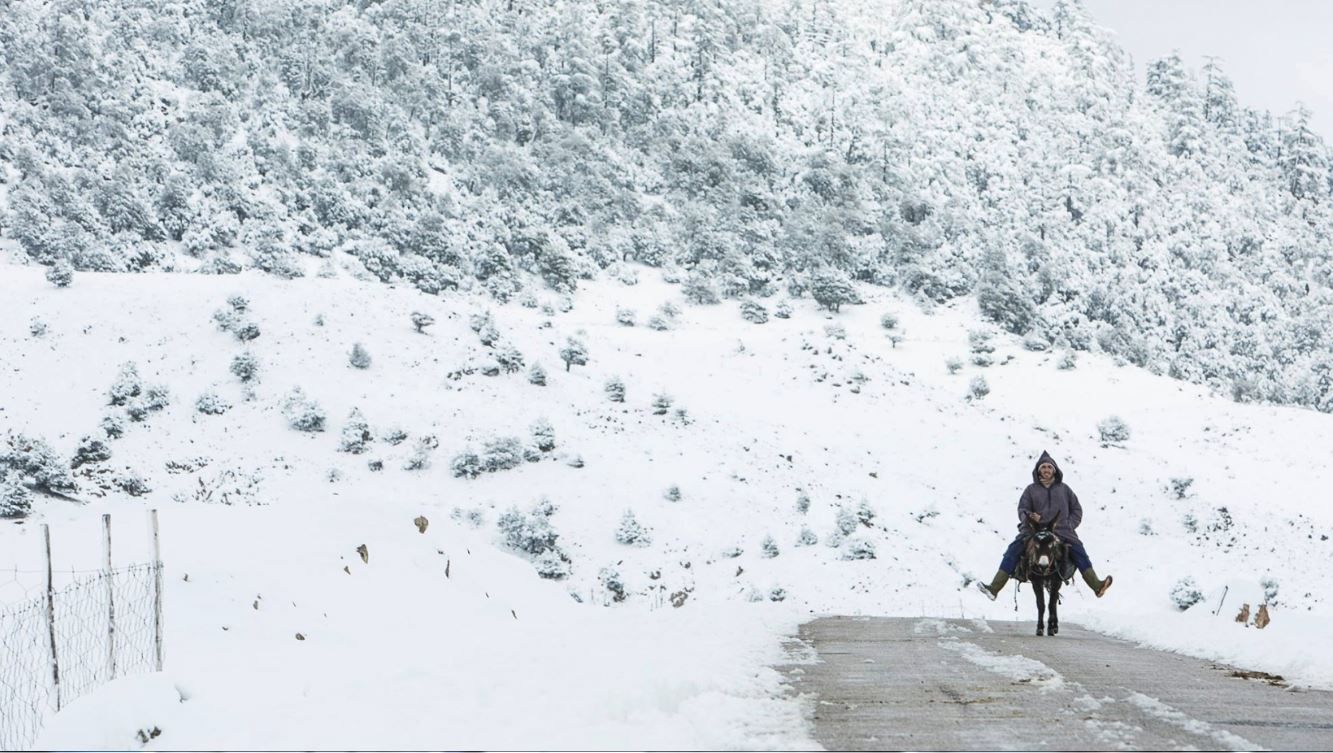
<box><xmin>664</xmin><ymin>484</ymin><xmax>682</xmax><ymax>502</ymax></box>
<box><xmin>652</xmin><ymin>393</ymin><xmax>673</xmax><ymax>415</ymax></box>
<box><xmin>339</xmin><ymin>409</ymin><xmax>372</xmax><ymax>454</ymax></box>
<box><xmin>101</xmin><ymin>415</ymin><xmax>125</xmax><ymax>439</ymax></box>
<box><xmin>599</xmin><ymin>567</ymin><xmax>627</xmax><ymax>603</ymax></box>
<box><xmin>836</xmin><ymin>506</ymin><xmax>859</xmax><ymax>537</ymax></box>
<box><xmin>3</xmin><ymin>434</ymin><xmax>78</xmax><ymax>495</ymax></box>
<box><xmin>1057</xmin><ymin>351</ymin><xmax>1077</xmax><ymax>370</ymax></box>
<box><xmin>451</xmin><ymin>452</ymin><xmax>482</xmax><ymax>478</ymax></box>
<box><xmin>647</xmin><ymin>315</ymin><xmax>670</xmax><ymax>331</ymax></box>
<box><xmin>231</xmin><ymin>352</ymin><xmax>260</xmax><ymax>383</ymax></box>
<box><xmin>527</xmin><ymin>363</ymin><xmax>547</xmax><ymax>386</ymax></box>
<box><xmin>495</xmin><ymin>344</ymin><xmax>525</xmax><ymax>373</ymax></box>
<box><xmin>1138</xmin><ymin>519</ymin><xmax>1155</xmax><ymax>536</ymax></box>
<box><xmin>410</xmin><ymin>312</ymin><xmax>435</xmax><ymax>333</ymax></box>
<box><xmin>774</xmin><ymin>301</ymin><xmax>792</xmax><ymax>319</ymax></box>
<box><xmin>1169</xmin><ymin>477</ymin><xmax>1194</xmax><ymax>499</ymax></box>
<box><xmin>497</xmin><ymin>499</ymin><xmax>565</xmax><ymax>569</ymax></box>
<box><xmin>946</xmin><ymin>357</ymin><xmax>963</xmax><ymax>374</ymax></box>
<box><xmin>615</xmin><ymin>510</ymin><xmax>652</xmax><ymax>546</ymax></box>
<box><xmin>404</xmin><ymin>435</ymin><xmax>437</xmax><ymax>470</ymax></box>
<box><xmin>281</xmin><ymin>388</ymin><xmax>326</xmax><ymax>432</ymax></box>
<box><xmin>348</xmin><ymin>343</ymin><xmax>372</xmax><ymax>369</ymax></box>
<box><xmin>115</xmin><ymin>471</ymin><xmax>152</xmax><ymax>497</ymax></box>
<box><xmin>234</xmin><ymin>322</ymin><xmax>261</xmax><ymax>342</ymax></box>
<box><xmin>796</xmin><ymin>527</ymin><xmax>819</xmax><ymax>546</ymax></box>
<box><xmin>481</xmin><ymin>437</ymin><xmax>524</xmax><ymax>472</ymax></box>
<box><xmin>195</xmin><ymin>391</ymin><xmax>231</xmax><ymax>415</ymax></box>
<box><xmin>841</xmin><ymin>537</ymin><xmax>877</xmax><ymax>560</ymax></box>
<box><xmin>761</xmin><ymin>535</ymin><xmax>780</xmax><ymax>558</ymax></box>
<box><xmin>108</xmin><ymin>362</ymin><xmax>144</xmax><ymax>406</ymax></box>
<box><xmin>46</xmin><ymin>260</ymin><xmax>74</xmax><ymax>287</ymax></box>
<box><xmin>1170</xmin><ymin>577</ymin><xmax>1204</xmax><ymax>611</ymax></box>
<box><xmin>1098</xmin><ymin>416</ymin><xmax>1131</xmax><ymax>446</ymax></box>
<box><xmin>855</xmin><ymin>500</ymin><xmax>876</xmax><ymax>527</ymax></box>
<box><xmin>29</xmin><ymin>318</ymin><xmax>48</xmax><ymax>337</ymax></box>
<box><xmin>616</xmin><ymin>307</ymin><xmax>636</xmax><ymax>326</ymax></box>
<box><xmin>605</xmin><ymin>377</ymin><xmax>626</xmax><ymax>403</ymax></box>
<box><xmin>1261</xmin><ymin>576</ymin><xmax>1279</xmax><ymax>606</ymax></box>
<box><xmin>559</xmin><ymin>337</ymin><xmax>588</xmax><ymax>371</ymax></box>
<box><xmin>0</xmin><ymin>469</ymin><xmax>32</xmax><ymax>518</ymax></box>
<box><xmin>682</xmin><ymin>273</ymin><xmax>721</xmax><ymax>305</ymax></box>
<box><xmin>71</xmin><ymin>436</ymin><xmax>112</xmax><ymax>468</ymax></box>
<box><xmin>880</xmin><ymin>312</ymin><xmax>899</xmax><ymax>331</ymax></box>
<box><xmin>382</xmin><ymin>427</ymin><xmax>408</xmax><ymax>445</ymax></box>
<box><xmin>796</xmin><ymin>493</ymin><xmax>810</xmax><ymax>514</ymax></box>
<box><xmin>740</xmin><ymin>300</ymin><xmax>768</xmax><ymax>324</ymax></box>
<box><xmin>535</xmin><ymin>550</ymin><xmax>572</xmax><ymax>580</ymax></box>
<box><xmin>968</xmin><ymin>376</ymin><xmax>990</xmax><ymax>400</ymax></box>
<box><xmin>531</xmin><ymin>419</ymin><xmax>556</xmax><ymax>452</ymax></box>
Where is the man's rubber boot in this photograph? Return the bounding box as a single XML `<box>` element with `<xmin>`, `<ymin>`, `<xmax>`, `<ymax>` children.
<box><xmin>1082</xmin><ymin>568</ymin><xmax>1113</xmax><ymax>597</ymax></box>
<box><xmin>976</xmin><ymin>570</ymin><xmax>1010</xmax><ymax>601</ymax></box>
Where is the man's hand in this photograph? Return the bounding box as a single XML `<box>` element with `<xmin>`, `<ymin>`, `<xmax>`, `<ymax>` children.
<box><xmin>1028</xmin><ymin>512</ymin><xmax>1042</xmax><ymax>523</ymax></box>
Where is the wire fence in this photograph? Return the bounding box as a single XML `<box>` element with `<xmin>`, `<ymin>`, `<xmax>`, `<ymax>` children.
<box><xmin>0</xmin><ymin>513</ymin><xmax>163</xmax><ymax>751</ymax></box>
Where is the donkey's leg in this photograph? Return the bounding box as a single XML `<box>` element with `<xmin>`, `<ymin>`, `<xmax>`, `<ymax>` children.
<box><xmin>1033</xmin><ymin>578</ymin><xmax>1046</xmax><ymax>636</ymax></box>
<box><xmin>1048</xmin><ymin>579</ymin><xmax>1060</xmax><ymax>636</ymax></box>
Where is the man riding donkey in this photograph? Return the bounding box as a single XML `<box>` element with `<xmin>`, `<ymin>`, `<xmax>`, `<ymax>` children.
<box><xmin>977</xmin><ymin>451</ymin><xmax>1113</xmax><ymax>600</ymax></box>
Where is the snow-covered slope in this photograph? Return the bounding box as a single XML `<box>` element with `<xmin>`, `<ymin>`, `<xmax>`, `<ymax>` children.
<box><xmin>3</xmin><ymin>262</ymin><xmax>1330</xmax><ymax>749</ymax></box>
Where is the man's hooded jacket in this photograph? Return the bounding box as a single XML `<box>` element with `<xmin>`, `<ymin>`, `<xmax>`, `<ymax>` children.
<box><xmin>1017</xmin><ymin>450</ymin><xmax>1083</xmax><ymax>544</ymax></box>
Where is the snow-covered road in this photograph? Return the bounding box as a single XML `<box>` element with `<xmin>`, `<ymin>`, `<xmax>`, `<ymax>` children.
<box><xmin>781</xmin><ymin>616</ymin><xmax>1333</xmax><ymax>750</ymax></box>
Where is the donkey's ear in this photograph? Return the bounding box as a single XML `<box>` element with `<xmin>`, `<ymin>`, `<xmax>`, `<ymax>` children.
<box><xmin>1048</xmin><ymin>511</ymin><xmax>1061</xmax><ymax>528</ymax></box>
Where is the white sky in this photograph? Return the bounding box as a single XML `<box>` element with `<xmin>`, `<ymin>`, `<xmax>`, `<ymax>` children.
<box><xmin>1031</xmin><ymin>0</ymin><xmax>1333</xmax><ymax>139</ymax></box>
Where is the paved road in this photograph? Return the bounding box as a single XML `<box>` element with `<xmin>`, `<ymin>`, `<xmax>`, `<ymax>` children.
<box><xmin>779</xmin><ymin>617</ymin><xmax>1333</xmax><ymax>751</ymax></box>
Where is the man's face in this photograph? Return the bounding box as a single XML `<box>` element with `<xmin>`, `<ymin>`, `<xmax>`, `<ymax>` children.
<box><xmin>1038</xmin><ymin>462</ymin><xmax>1054</xmax><ymax>482</ymax></box>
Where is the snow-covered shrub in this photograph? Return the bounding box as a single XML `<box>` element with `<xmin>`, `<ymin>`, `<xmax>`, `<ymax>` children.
<box><xmin>682</xmin><ymin>272</ymin><xmax>721</xmax><ymax>305</ymax></box>
<box><xmin>664</xmin><ymin>484</ymin><xmax>682</xmax><ymax>502</ymax></box>
<box><xmin>968</xmin><ymin>376</ymin><xmax>990</xmax><ymax>400</ymax></box>
<box><xmin>559</xmin><ymin>337</ymin><xmax>588</xmax><ymax>371</ymax></box>
<box><xmin>855</xmin><ymin>500</ymin><xmax>876</xmax><ymax>527</ymax></box>
<box><xmin>527</xmin><ymin>363</ymin><xmax>547</xmax><ymax>386</ymax></box>
<box><xmin>1169</xmin><ymin>477</ymin><xmax>1194</xmax><ymax>499</ymax></box>
<box><xmin>769</xmin><ymin>587</ymin><xmax>788</xmax><ymax>602</ymax></box>
<box><xmin>841</xmin><ymin>537</ymin><xmax>877</xmax><ymax>560</ymax></box>
<box><xmin>46</xmin><ymin>260</ymin><xmax>74</xmax><ymax>288</ymax></box>
<box><xmin>796</xmin><ymin>527</ymin><xmax>819</xmax><ymax>546</ymax></box>
<box><xmin>497</xmin><ymin>500</ymin><xmax>561</xmax><ymax>557</ymax></box>
<box><xmin>824</xmin><ymin>323</ymin><xmax>846</xmax><ymax>340</ymax></box>
<box><xmin>233</xmin><ymin>321</ymin><xmax>261</xmax><ymax>342</ymax></box>
<box><xmin>809</xmin><ymin>268</ymin><xmax>859</xmax><ymax>312</ymax></box>
<box><xmin>740</xmin><ymin>300</ymin><xmax>768</xmax><ymax>324</ymax></box>
<box><xmin>535</xmin><ymin>550</ymin><xmax>572</xmax><ymax>580</ymax></box>
<box><xmin>946</xmin><ymin>357</ymin><xmax>963</xmax><ymax>374</ymax></box>
<box><xmin>29</xmin><ymin>318</ymin><xmax>48</xmax><ymax>337</ymax></box>
<box><xmin>339</xmin><ymin>409</ymin><xmax>372</xmax><ymax>454</ymax></box>
<box><xmin>616</xmin><ymin>307</ymin><xmax>636</xmax><ymax>326</ymax></box>
<box><xmin>477</xmin><ymin>321</ymin><xmax>501</xmax><ymax>348</ymax></box>
<box><xmin>652</xmin><ymin>393</ymin><xmax>673</xmax><ymax>415</ymax></box>
<box><xmin>615</xmin><ymin>509</ymin><xmax>652</xmax><ymax>546</ymax></box>
<box><xmin>774</xmin><ymin>301</ymin><xmax>792</xmax><ymax>319</ymax></box>
<box><xmin>382</xmin><ymin>427</ymin><xmax>408</xmax><ymax>445</ymax></box>
<box><xmin>796</xmin><ymin>493</ymin><xmax>810</xmax><ymax>514</ymax></box>
<box><xmin>1260</xmin><ymin>576</ymin><xmax>1279</xmax><ymax>605</ymax></box>
<box><xmin>1023</xmin><ymin>335</ymin><xmax>1049</xmax><ymax>352</ymax></box>
<box><xmin>367</xmin><ymin>459</ymin><xmax>384</xmax><ymax>472</ymax></box>
<box><xmin>599</xmin><ymin>567</ymin><xmax>627</xmax><ymax>603</ymax></box>
<box><xmin>1170</xmin><ymin>577</ymin><xmax>1204</xmax><ymax>611</ymax></box>
<box><xmin>523</xmin><ymin>446</ymin><xmax>542</xmax><ymax>463</ymax></box>
<box><xmin>115</xmin><ymin>471</ymin><xmax>152</xmax><ymax>497</ymax></box>
<box><xmin>109</xmin><ymin>362</ymin><xmax>144</xmax><ymax>406</ymax></box>
<box><xmin>495</xmin><ymin>344</ymin><xmax>525</xmax><ymax>374</ymax></box>
<box><xmin>451</xmin><ymin>451</ymin><xmax>482</xmax><ymax>479</ymax></box>
<box><xmin>880</xmin><ymin>312</ymin><xmax>899</xmax><ymax>331</ymax></box>
<box><xmin>1138</xmin><ymin>519</ymin><xmax>1155</xmax><ymax>536</ymax></box>
<box><xmin>142</xmin><ymin>385</ymin><xmax>170</xmax><ymax>413</ymax></box>
<box><xmin>3</xmin><ymin>434</ymin><xmax>77</xmax><ymax>494</ymax></box>
<box><xmin>1097</xmin><ymin>416</ymin><xmax>1130</xmax><ymax>446</ymax></box>
<box><xmin>673</xmin><ymin>407</ymin><xmax>691</xmax><ymax>425</ymax></box>
<box><xmin>349</xmin><ymin>343</ymin><xmax>372</xmax><ymax>369</ymax></box>
<box><xmin>722</xmin><ymin>546</ymin><xmax>743</xmax><ymax>558</ymax></box>
<box><xmin>404</xmin><ymin>435</ymin><xmax>438</xmax><ymax>470</ymax></box>
<box><xmin>647</xmin><ymin>315</ymin><xmax>670</xmax><ymax>331</ymax></box>
<box><xmin>0</xmin><ymin>469</ymin><xmax>32</xmax><ymax>517</ymax></box>
<box><xmin>231</xmin><ymin>352</ymin><xmax>260</xmax><ymax>383</ymax></box>
<box><xmin>1057</xmin><ymin>351</ymin><xmax>1077</xmax><ymax>370</ymax></box>
<box><xmin>195</xmin><ymin>391</ymin><xmax>231</xmax><ymax>415</ymax></box>
<box><xmin>659</xmin><ymin>301</ymin><xmax>682</xmax><ymax>319</ymax></box>
<box><xmin>835</xmin><ymin>506</ymin><xmax>859</xmax><ymax>537</ymax></box>
<box><xmin>481</xmin><ymin>437</ymin><xmax>524</xmax><ymax>473</ymax></box>
<box><xmin>1182</xmin><ymin>513</ymin><xmax>1198</xmax><ymax>533</ymax></box>
<box><xmin>71</xmin><ymin>436</ymin><xmax>112</xmax><ymax>468</ymax></box>
<box><xmin>282</xmin><ymin>388</ymin><xmax>326</xmax><ymax>432</ymax></box>
<box><xmin>531</xmin><ymin>419</ymin><xmax>555</xmax><ymax>452</ymax></box>
<box><xmin>101</xmin><ymin>415</ymin><xmax>125</xmax><ymax>439</ymax></box>
<box><xmin>410</xmin><ymin>312</ymin><xmax>435</xmax><ymax>333</ymax></box>
<box><xmin>226</xmin><ymin>294</ymin><xmax>249</xmax><ymax>312</ymax></box>
<box><xmin>761</xmin><ymin>535</ymin><xmax>780</xmax><ymax>558</ymax></box>
<box><xmin>605</xmin><ymin>377</ymin><xmax>626</xmax><ymax>403</ymax></box>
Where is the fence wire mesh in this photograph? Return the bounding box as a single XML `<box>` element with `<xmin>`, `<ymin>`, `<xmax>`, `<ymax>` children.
<box><xmin>0</xmin><ymin>563</ymin><xmax>162</xmax><ymax>751</ymax></box>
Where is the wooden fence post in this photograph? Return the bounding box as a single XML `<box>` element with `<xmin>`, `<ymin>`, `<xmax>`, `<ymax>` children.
<box><xmin>103</xmin><ymin>514</ymin><xmax>117</xmax><ymax>681</ymax></box>
<box><xmin>43</xmin><ymin>524</ymin><xmax>62</xmax><ymax>711</ymax></box>
<box><xmin>151</xmin><ymin>509</ymin><xmax>164</xmax><ymax>672</ymax></box>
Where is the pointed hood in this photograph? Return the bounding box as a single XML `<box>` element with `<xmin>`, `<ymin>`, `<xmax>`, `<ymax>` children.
<box><xmin>1031</xmin><ymin>450</ymin><xmax>1063</xmax><ymax>484</ymax></box>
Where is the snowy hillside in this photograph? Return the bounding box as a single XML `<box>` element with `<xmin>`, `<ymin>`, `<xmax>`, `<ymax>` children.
<box><xmin>3</xmin><ymin>261</ymin><xmax>1331</xmax><ymax>749</ymax></box>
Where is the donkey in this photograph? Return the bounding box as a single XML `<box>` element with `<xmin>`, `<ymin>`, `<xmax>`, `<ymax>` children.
<box><xmin>1019</xmin><ymin>512</ymin><xmax>1071</xmax><ymax>636</ymax></box>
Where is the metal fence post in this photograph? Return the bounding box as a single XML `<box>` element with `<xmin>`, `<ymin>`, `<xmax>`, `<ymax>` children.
<box><xmin>43</xmin><ymin>524</ymin><xmax>62</xmax><ymax>711</ymax></box>
<box><xmin>103</xmin><ymin>514</ymin><xmax>117</xmax><ymax>681</ymax></box>
<box><xmin>151</xmin><ymin>509</ymin><xmax>164</xmax><ymax>671</ymax></box>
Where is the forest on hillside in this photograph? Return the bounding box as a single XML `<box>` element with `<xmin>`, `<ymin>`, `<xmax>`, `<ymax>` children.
<box><xmin>3</xmin><ymin>0</ymin><xmax>1333</xmax><ymax>410</ymax></box>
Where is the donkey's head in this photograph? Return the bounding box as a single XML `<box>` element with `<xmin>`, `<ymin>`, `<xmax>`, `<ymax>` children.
<box><xmin>1025</xmin><ymin>512</ymin><xmax>1064</xmax><ymax>577</ymax></box>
